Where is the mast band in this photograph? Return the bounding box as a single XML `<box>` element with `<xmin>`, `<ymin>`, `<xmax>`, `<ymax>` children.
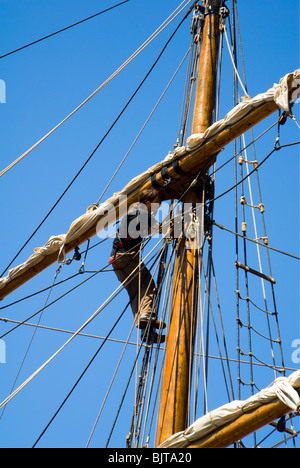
<box><xmin>151</xmin><ymin>174</ymin><xmax>161</xmax><ymax>189</ymax></box>
<box><xmin>151</xmin><ymin>161</ymin><xmax>195</xmax><ymax>189</ymax></box>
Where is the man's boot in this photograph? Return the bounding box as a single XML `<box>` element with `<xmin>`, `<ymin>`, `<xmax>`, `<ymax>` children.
<box><xmin>138</xmin><ymin>315</ymin><xmax>166</xmax><ymax>330</ymax></box>
<box><xmin>141</xmin><ymin>329</ymin><xmax>165</xmax><ymax>344</ymax></box>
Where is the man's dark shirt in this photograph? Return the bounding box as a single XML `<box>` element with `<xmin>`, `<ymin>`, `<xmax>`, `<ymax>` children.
<box><xmin>111</xmin><ymin>203</ymin><xmax>156</xmax><ymax>256</ymax></box>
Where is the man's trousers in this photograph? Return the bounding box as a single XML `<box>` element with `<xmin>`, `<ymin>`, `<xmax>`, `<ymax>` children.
<box><xmin>111</xmin><ymin>251</ymin><xmax>156</xmax><ymax>326</ymax></box>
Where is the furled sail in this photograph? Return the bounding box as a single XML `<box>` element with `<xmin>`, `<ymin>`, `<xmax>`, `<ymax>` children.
<box><xmin>0</xmin><ymin>69</ymin><xmax>299</xmax><ymax>301</ymax></box>
<box><xmin>158</xmin><ymin>370</ymin><xmax>300</xmax><ymax>448</ymax></box>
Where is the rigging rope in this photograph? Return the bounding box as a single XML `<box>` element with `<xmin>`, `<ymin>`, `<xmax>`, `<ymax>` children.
<box><xmin>212</xmin><ymin>120</ymin><xmax>279</xmax><ymax>177</ymax></box>
<box><xmin>201</xmin><ymin>250</ymin><xmax>236</xmax><ymax>402</ymax></box>
<box><xmin>86</xmin><ymin>318</ymin><xmax>136</xmax><ymax>448</ymax></box>
<box><xmin>127</xmin><ymin>240</ymin><xmax>172</xmax><ymax>448</ymax></box>
<box><xmin>0</xmin><ymin>133</ymin><xmax>296</xmax><ymax>430</ymax></box>
<box><xmin>0</xmin><ymin>265</ymin><xmax>61</xmax><ymax>421</ymax></box>
<box><xmin>223</xmin><ymin>25</ymin><xmax>248</xmax><ymax>98</ymax></box>
<box><xmin>0</xmin><ymin>0</ymin><xmax>193</xmax><ymax>180</ymax></box>
<box><xmin>15</xmin><ymin>244</ymin><xmax>164</xmax><ymax>447</ymax></box>
<box><xmin>105</xmin><ymin>240</ymin><xmax>177</xmax><ymax>448</ymax></box>
<box><xmin>86</xmin><ymin>15</ymin><xmax>209</xmax><ymax>443</ymax></box>
<box><xmin>213</xmin><ymin>222</ymin><xmax>300</xmax><ymax>260</ymax></box>
<box><xmin>176</xmin><ymin>7</ymin><xmax>202</xmax><ymax>146</ymax></box>
<box><xmin>205</xmin><ymin>141</ymin><xmax>300</xmax><ymax>208</ymax></box>
<box><xmin>0</xmin><ymin>193</ymin><xmax>195</xmax><ymax>340</ymax></box>
<box><xmin>0</xmin><ymin>1</ymin><xmax>131</xmax><ymax>60</ymax></box>
<box><xmin>33</xmin><ymin>237</ymin><xmax>176</xmax><ymax>448</ymax></box>
<box><xmin>27</xmin><ymin>181</ymin><xmax>202</xmax><ymax>446</ymax></box>
<box><xmin>1</xmin><ymin>1</ymin><xmax>299</xmax><ymax>450</ymax></box>
<box><xmin>0</xmin><ymin>0</ymin><xmax>195</xmax><ymax>278</ymax></box>
<box><xmin>228</xmin><ymin>6</ymin><xmax>293</xmax><ymax>447</ymax></box>
<box><xmin>32</xmin><ymin>300</ymin><xmax>131</xmax><ymax>448</ymax></box>
<box><xmin>0</xmin><ymin>224</ymin><xmax>173</xmax><ymax>413</ymax></box>
<box><xmin>0</xmin><ymin>263</ymin><xmax>111</xmax><ymax>340</ymax></box>
<box><xmin>96</xmin><ymin>45</ymin><xmax>192</xmax><ymax>205</ymax></box>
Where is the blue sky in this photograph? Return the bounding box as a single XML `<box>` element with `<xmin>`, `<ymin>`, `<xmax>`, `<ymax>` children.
<box><xmin>0</xmin><ymin>0</ymin><xmax>299</xmax><ymax>448</ymax></box>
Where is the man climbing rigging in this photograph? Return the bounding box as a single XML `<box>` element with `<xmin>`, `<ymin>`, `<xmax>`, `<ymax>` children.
<box><xmin>110</xmin><ymin>188</ymin><xmax>167</xmax><ymax>343</ymax></box>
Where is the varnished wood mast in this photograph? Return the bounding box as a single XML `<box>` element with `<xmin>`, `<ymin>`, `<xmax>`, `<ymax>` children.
<box><xmin>0</xmin><ymin>1</ymin><xmax>299</xmax><ymax>448</ymax></box>
<box><xmin>0</xmin><ymin>98</ymin><xmax>280</xmax><ymax>301</ymax></box>
<box><xmin>0</xmin><ymin>11</ymin><xmax>298</xmax><ymax>304</ymax></box>
<box><xmin>155</xmin><ymin>1</ymin><xmax>299</xmax><ymax>449</ymax></box>
<box><xmin>155</xmin><ymin>0</ymin><xmax>222</xmax><ymax>446</ymax></box>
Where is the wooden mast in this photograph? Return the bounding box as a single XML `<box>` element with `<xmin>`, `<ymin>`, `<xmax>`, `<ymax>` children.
<box><xmin>155</xmin><ymin>0</ymin><xmax>222</xmax><ymax>446</ymax></box>
<box><xmin>1</xmin><ymin>73</ymin><xmax>298</xmax><ymax>301</ymax></box>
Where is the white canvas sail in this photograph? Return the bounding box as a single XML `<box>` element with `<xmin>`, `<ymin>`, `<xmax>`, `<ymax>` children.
<box><xmin>0</xmin><ymin>69</ymin><xmax>299</xmax><ymax>301</ymax></box>
<box><xmin>159</xmin><ymin>370</ymin><xmax>300</xmax><ymax>448</ymax></box>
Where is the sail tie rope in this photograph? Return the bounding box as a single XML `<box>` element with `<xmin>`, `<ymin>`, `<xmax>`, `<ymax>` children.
<box><xmin>223</xmin><ymin>26</ymin><xmax>249</xmax><ymax>98</ymax></box>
